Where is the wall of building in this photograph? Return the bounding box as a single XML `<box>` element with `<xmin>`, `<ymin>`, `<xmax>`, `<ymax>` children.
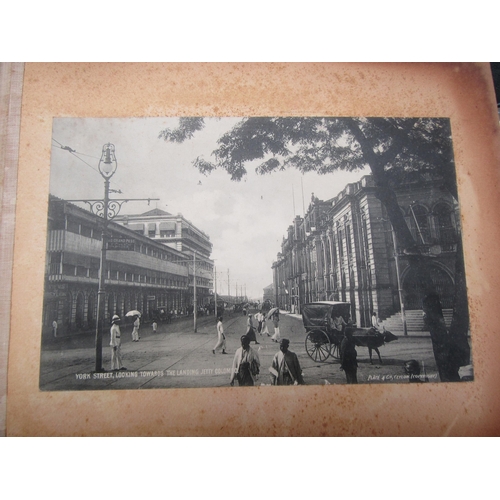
<box><xmin>43</xmin><ymin>197</ymin><xmax>214</xmax><ymax>337</ymax></box>
<box><xmin>272</xmin><ymin>175</ymin><xmax>460</xmax><ymax>327</ymax></box>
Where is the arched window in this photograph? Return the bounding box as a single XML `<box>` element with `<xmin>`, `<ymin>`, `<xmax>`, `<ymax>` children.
<box><xmin>433</xmin><ymin>203</ymin><xmax>456</xmax><ymax>249</ymax></box>
<box><xmin>403</xmin><ymin>264</ymin><xmax>454</xmax><ymax>310</ymax></box>
<box><xmin>322</xmin><ymin>239</ymin><xmax>330</xmax><ymax>274</ymax></box>
<box><xmin>409</xmin><ymin>205</ymin><xmax>430</xmax><ymax>244</ymax></box>
<box><xmin>75</xmin><ymin>293</ymin><xmax>84</xmax><ymax>330</ymax></box>
<box><xmin>87</xmin><ymin>293</ymin><xmax>96</xmax><ymax>330</ymax></box>
<box><xmin>107</xmin><ymin>292</ymin><xmax>115</xmax><ymax>322</ymax></box>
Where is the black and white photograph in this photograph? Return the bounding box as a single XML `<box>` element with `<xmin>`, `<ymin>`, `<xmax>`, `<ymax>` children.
<box><xmin>40</xmin><ymin>116</ymin><xmax>474</xmax><ymax>391</ymax></box>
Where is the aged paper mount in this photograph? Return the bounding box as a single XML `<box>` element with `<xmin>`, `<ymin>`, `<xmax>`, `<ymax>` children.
<box><xmin>6</xmin><ymin>63</ymin><xmax>500</xmax><ymax>436</ymax></box>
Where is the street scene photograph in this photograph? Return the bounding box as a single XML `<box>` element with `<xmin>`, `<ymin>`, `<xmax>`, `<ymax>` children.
<box><xmin>39</xmin><ymin>116</ymin><xmax>474</xmax><ymax>390</ymax></box>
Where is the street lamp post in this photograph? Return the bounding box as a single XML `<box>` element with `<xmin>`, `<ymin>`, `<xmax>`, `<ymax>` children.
<box><xmin>214</xmin><ymin>263</ymin><xmax>218</xmax><ymax>318</ymax></box>
<box><xmin>59</xmin><ymin>142</ymin><xmax>159</xmax><ymax>372</ymax></box>
<box><xmin>95</xmin><ymin>143</ymin><xmax>118</xmax><ymax>372</ymax></box>
<box><xmin>177</xmin><ymin>253</ymin><xmax>207</xmax><ymax>333</ymax></box>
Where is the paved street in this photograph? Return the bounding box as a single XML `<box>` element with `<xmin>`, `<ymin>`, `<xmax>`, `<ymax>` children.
<box><xmin>39</xmin><ymin>310</ymin><xmax>440</xmax><ymax>391</ymax></box>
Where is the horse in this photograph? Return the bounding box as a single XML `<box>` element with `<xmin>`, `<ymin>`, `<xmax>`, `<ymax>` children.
<box><xmin>353</xmin><ymin>329</ymin><xmax>398</xmax><ymax>364</ymax></box>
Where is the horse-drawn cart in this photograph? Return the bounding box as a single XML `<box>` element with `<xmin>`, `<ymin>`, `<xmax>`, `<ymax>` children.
<box><xmin>302</xmin><ymin>301</ymin><xmax>397</xmax><ymax>363</ymax></box>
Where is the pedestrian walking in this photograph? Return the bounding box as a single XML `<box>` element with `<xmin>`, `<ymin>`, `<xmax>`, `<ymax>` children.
<box><xmin>246</xmin><ymin>314</ymin><xmax>259</xmax><ymax>344</ymax></box>
<box><xmin>110</xmin><ymin>315</ymin><xmax>126</xmax><ymax>372</ymax></box>
<box><xmin>269</xmin><ymin>338</ymin><xmax>304</xmax><ymax>385</ymax></box>
<box><xmin>52</xmin><ymin>320</ymin><xmax>58</xmax><ymax>338</ymax></box>
<box><xmin>270</xmin><ymin>309</ymin><xmax>280</xmax><ymax>342</ymax></box>
<box><xmin>340</xmin><ymin>327</ymin><xmax>358</xmax><ymax>384</ymax></box>
<box><xmin>213</xmin><ymin>316</ymin><xmax>228</xmax><ymax>355</ymax></box>
<box><xmin>256</xmin><ymin>311</ymin><xmax>263</xmax><ymax>335</ymax></box>
<box><xmin>230</xmin><ymin>335</ymin><xmax>260</xmax><ymax>386</ymax></box>
<box><xmin>152</xmin><ymin>320</ymin><xmax>158</xmax><ymax>334</ymax></box>
<box><xmin>132</xmin><ymin>315</ymin><xmax>140</xmax><ymax>342</ymax></box>
<box><xmin>261</xmin><ymin>316</ymin><xmax>270</xmax><ymax>336</ymax></box>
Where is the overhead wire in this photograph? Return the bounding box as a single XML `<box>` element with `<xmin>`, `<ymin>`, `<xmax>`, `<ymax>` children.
<box><xmin>51</xmin><ymin>138</ymin><xmax>123</xmax><ymax>193</ymax></box>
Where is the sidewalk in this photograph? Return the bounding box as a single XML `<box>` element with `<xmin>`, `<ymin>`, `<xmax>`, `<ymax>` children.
<box><xmin>279</xmin><ymin>310</ymin><xmax>431</xmax><ymax>337</ymax></box>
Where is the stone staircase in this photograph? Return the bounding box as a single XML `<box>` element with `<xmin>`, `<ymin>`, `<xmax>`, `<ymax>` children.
<box><xmin>381</xmin><ymin>309</ymin><xmax>453</xmax><ymax>336</ymax></box>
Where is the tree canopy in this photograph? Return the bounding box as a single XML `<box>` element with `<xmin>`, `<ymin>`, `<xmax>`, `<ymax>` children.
<box><xmin>159</xmin><ymin>117</ymin><xmax>457</xmax><ymax>250</ymax></box>
<box><xmin>159</xmin><ymin>117</ymin><xmax>455</xmax><ymax>187</ymax></box>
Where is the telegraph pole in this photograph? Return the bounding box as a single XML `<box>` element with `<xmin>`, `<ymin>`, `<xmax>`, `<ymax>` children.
<box><xmin>214</xmin><ymin>264</ymin><xmax>218</xmax><ymax>318</ymax></box>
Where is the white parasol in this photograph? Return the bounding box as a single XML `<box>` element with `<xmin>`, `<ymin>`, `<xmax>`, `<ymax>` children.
<box><xmin>266</xmin><ymin>307</ymin><xmax>279</xmax><ymax>319</ymax></box>
<box><xmin>125</xmin><ymin>310</ymin><xmax>142</xmax><ymax>318</ymax></box>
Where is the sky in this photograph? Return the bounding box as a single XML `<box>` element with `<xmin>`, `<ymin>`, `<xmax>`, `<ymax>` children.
<box><xmin>50</xmin><ymin>118</ymin><xmax>369</xmax><ymax>300</ymax></box>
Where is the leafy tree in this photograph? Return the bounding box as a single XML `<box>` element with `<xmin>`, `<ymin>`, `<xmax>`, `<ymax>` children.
<box><xmin>159</xmin><ymin>117</ymin><xmax>470</xmax><ymax>381</ymax></box>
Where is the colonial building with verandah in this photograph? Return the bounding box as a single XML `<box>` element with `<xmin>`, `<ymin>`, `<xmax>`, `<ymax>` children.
<box><xmin>43</xmin><ymin>196</ymin><xmax>213</xmax><ymax>337</ymax></box>
<box><xmin>272</xmin><ymin>175</ymin><xmax>461</xmax><ymax>329</ymax></box>
<box><xmin>115</xmin><ymin>207</ymin><xmax>214</xmax><ymax>310</ymax></box>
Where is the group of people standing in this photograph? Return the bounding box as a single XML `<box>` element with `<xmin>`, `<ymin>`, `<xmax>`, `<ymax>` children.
<box><xmin>212</xmin><ymin>308</ymin><xmax>281</xmax><ymax>355</ymax></box>
<box><xmin>213</xmin><ymin>309</ymin><xmax>303</xmax><ymax>387</ymax></box>
<box><xmin>233</xmin><ymin>309</ymin><xmax>281</xmax><ymax>346</ymax></box>
<box><xmin>213</xmin><ymin>307</ymin><xmax>360</xmax><ymax>386</ymax></box>
<box><xmin>229</xmin><ymin>334</ymin><xmax>304</xmax><ymax>386</ymax></box>
<box><xmin>107</xmin><ymin>306</ymin><xmax>364</xmax><ymax>385</ymax></box>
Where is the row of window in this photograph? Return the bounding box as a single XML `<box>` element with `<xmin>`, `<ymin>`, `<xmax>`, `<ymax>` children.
<box><xmin>53</xmin><ymin>262</ymin><xmax>212</xmax><ymax>289</ymax></box>
<box><xmin>58</xmin><ymin>216</ymin><xmax>215</xmax><ymax>266</ymax></box>
<box><xmin>135</xmin><ymin>229</ymin><xmax>177</xmax><ymax>238</ymax></box>
<box><xmin>57</xmin><ymin>263</ymin><xmax>189</xmax><ymax>287</ymax></box>
<box><xmin>285</xmin><ymin>203</ymin><xmax>457</xmax><ymax>272</ymax></box>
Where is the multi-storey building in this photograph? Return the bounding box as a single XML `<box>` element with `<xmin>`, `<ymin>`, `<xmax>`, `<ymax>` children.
<box><xmin>272</xmin><ymin>175</ymin><xmax>461</xmax><ymax>327</ymax></box>
<box><xmin>115</xmin><ymin>207</ymin><xmax>214</xmax><ymax>304</ymax></box>
<box><xmin>116</xmin><ymin>208</ymin><xmax>212</xmax><ymax>257</ymax></box>
<box><xmin>42</xmin><ymin>196</ymin><xmax>213</xmax><ymax>337</ymax></box>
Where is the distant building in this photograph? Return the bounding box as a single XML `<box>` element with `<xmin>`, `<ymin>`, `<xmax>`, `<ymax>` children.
<box><xmin>115</xmin><ymin>207</ymin><xmax>214</xmax><ymax>305</ymax></box>
<box><xmin>272</xmin><ymin>175</ymin><xmax>461</xmax><ymax>327</ymax></box>
<box><xmin>116</xmin><ymin>208</ymin><xmax>212</xmax><ymax>257</ymax></box>
<box><xmin>42</xmin><ymin>196</ymin><xmax>213</xmax><ymax>336</ymax></box>
<box><xmin>262</xmin><ymin>284</ymin><xmax>274</xmax><ymax>304</ymax></box>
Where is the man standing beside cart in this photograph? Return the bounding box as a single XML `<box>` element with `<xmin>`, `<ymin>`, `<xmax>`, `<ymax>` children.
<box><xmin>340</xmin><ymin>327</ymin><xmax>358</xmax><ymax>384</ymax></box>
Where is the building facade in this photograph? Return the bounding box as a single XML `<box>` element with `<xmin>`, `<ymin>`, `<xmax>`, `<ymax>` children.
<box><xmin>115</xmin><ymin>207</ymin><xmax>214</xmax><ymax>306</ymax></box>
<box><xmin>43</xmin><ymin>197</ymin><xmax>214</xmax><ymax>337</ymax></box>
<box><xmin>272</xmin><ymin>175</ymin><xmax>461</xmax><ymax>327</ymax></box>
<box><xmin>262</xmin><ymin>284</ymin><xmax>274</xmax><ymax>304</ymax></box>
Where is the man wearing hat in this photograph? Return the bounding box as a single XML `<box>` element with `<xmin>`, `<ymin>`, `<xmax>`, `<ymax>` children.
<box><xmin>110</xmin><ymin>315</ymin><xmax>126</xmax><ymax>371</ymax></box>
<box><xmin>245</xmin><ymin>314</ymin><xmax>259</xmax><ymax>344</ymax></box>
<box><xmin>131</xmin><ymin>314</ymin><xmax>140</xmax><ymax>342</ymax></box>
<box><xmin>230</xmin><ymin>335</ymin><xmax>260</xmax><ymax>386</ymax></box>
<box><xmin>269</xmin><ymin>338</ymin><xmax>304</xmax><ymax>385</ymax></box>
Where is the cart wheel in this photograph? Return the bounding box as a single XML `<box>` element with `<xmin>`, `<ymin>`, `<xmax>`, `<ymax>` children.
<box><xmin>305</xmin><ymin>330</ymin><xmax>331</xmax><ymax>362</ymax></box>
<box><xmin>330</xmin><ymin>342</ymin><xmax>340</xmax><ymax>360</ymax></box>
